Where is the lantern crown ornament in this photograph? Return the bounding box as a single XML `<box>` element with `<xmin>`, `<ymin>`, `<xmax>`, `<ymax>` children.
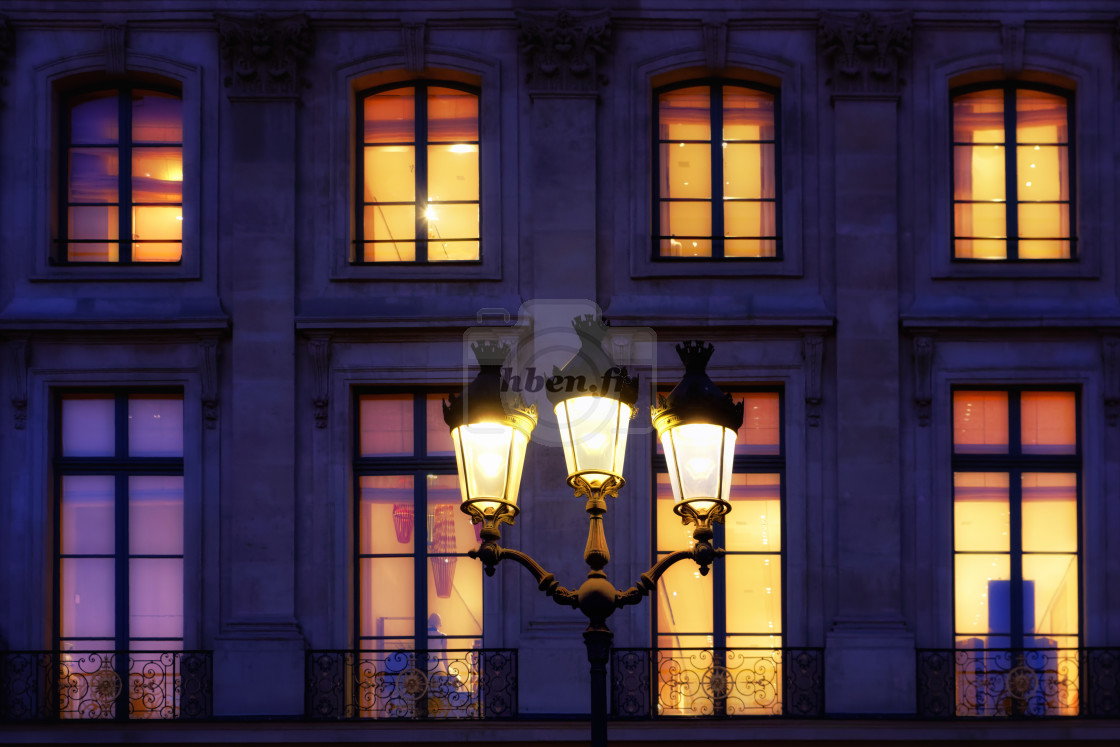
<box><xmin>651</xmin><ymin>341</ymin><xmax>744</xmax><ymax>531</ymax></box>
<box><xmin>444</xmin><ymin>340</ymin><xmax>537</xmax><ymax>538</ymax></box>
<box><xmin>545</xmin><ymin>314</ymin><xmax>639</xmax><ymax>409</ymax></box>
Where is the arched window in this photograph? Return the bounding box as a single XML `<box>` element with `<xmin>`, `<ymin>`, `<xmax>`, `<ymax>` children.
<box><xmin>653</xmin><ymin>79</ymin><xmax>780</xmax><ymax>260</ymax></box>
<box><xmin>951</xmin><ymin>83</ymin><xmax>1074</xmax><ymax>261</ymax></box>
<box><xmin>354</xmin><ymin>81</ymin><xmax>480</xmax><ymax>264</ymax></box>
<box><xmin>60</xmin><ymin>84</ymin><xmax>183</xmax><ymax>263</ymax></box>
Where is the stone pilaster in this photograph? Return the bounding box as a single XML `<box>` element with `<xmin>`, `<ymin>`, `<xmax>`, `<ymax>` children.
<box><xmin>819</xmin><ymin>10</ymin><xmax>915</xmax><ymax>714</ymax></box>
<box><xmin>212</xmin><ymin>12</ymin><xmax>311</xmax><ymax>716</ymax></box>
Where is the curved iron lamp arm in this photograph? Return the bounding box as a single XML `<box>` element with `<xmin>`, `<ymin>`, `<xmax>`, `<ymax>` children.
<box><xmin>469</xmin><ymin>542</ymin><xmax>580</xmax><ymax>608</ymax></box>
<box><xmin>615</xmin><ymin>541</ymin><xmax>723</xmax><ymax>609</ymax></box>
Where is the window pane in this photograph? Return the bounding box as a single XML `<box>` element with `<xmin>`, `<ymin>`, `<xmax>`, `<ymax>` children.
<box><xmin>1022</xmin><ymin>473</ymin><xmax>1077</xmax><ymax>552</ymax></box>
<box><xmin>129</xmin><ymin>476</ymin><xmax>184</xmax><ymax>555</ymax></box>
<box><xmin>359</xmin><ymin>395</ymin><xmax>413</xmax><ymax>456</ymax></box>
<box><xmin>953</xmin><ymin>89</ymin><xmax>1004</xmax><ymax>144</ymax></box>
<box><xmin>62</xmin><ymin>395</ymin><xmax>116</xmax><ymax>456</ymax></box>
<box><xmin>1023</xmin><ymin>554</ymin><xmax>1078</xmax><ymax>637</ymax></box>
<box><xmin>427</xmin><ymin>487</ymin><xmax>473</xmax><ymax>553</ymax></box>
<box><xmin>725</xmin><ymin>473</ymin><xmax>780</xmax><ymax>552</ymax></box>
<box><xmin>953</xmin><ymin>391</ymin><xmax>1009</xmax><ymax>453</ymax></box>
<box><xmin>131</xmin><ymin>640</ymin><xmax>183</xmax><ymax>654</ymax></box>
<box><xmin>426</xmin><ymin>395</ymin><xmax>454</xmax><ymax>456</ymax></box>
<box><xmin>132</xmin><ymin>91</ymin><xmax>182</xmax><ymax>143</ymax></box>
<box><xmin>132</xmin><ymin>206</ymin><xmax>183</xmax><ymax>241</ymax></box>
<box><xmin>738</xmin><ymin>392</ymin><xmax>780</xmax><ymax>454</ymax></box>
<box><xmin>725</xmin><ymin>240</ymin><xmax>777</xmax><ymax>258</ymax></box>
<box><xmin>428</xmin><ymin>145</ymin><xmax>478</xmax><ymax>202</ymax></box>
<box><xmin>61</xmin><ymin>475</ymin><xmax>115</xmax><ymax>555</ymax></box>
<box><xmin>1018</xmin><ymin>203</ymin><xmax>1069</xmax><ymax>239</ymax></box>
<box><xmin>953</xmin><ymin>472</ymin><xmax>1009</xmax><ymax>552</ymax></box>
<box><xmin>658</xmin><ymin>87</ymin><xmax>710</xmax><ymax>141</ymax></box>
<box><xmin>363</xmin><ymin>205</ymin><xmax>415</xmax><ymax>243</ymax></box>
<box><xmin>724</xmin><ymin>201</ymin><xmax>776</xmax><ymax>238</ymax></box>
<box><xmin>659</xmin><ymin>236</ymin><xmax>711</xmax><ymax>257</ymax></box>
<box><xmin>954</xmin><ymin>203</ymin><xmax>1006</xmax><ymax>238</ymax></box>
<box><xmin>953</xmin><ymin>145</ymin><xmax>1005</xmax><ymax>202</ymax></box>
<box><xmin>132</xmin><ymin>148</ymin><xmax>183</xmax><ymax>202</ymax></box>
<box><xmin>68</xmin><ymin>205</ymin><xmax>119</xmax><ymax>240</ymax></box>
<box><xmin>723</xmin><ymin>144</ymin><xmax>775</xmax><ymax>199</ymax></box>
<box><xmin>954</xmin><ymin>554</ymin><xmax>1011</xmax><ymax>635</ymax></box>
<box><xmin>364</xmin><ymin>241</ymin><xmax>415</xmax><ymax>262</ymax></box>
<box><xmin>128</xmin><ymin>395</ymin><xmax>183</xmax><ymax>457</ymax></box>
<box><xmin>129</xmin><ymin>558</ymin><xmax>183</xmax><ymax>639</ymax></box>
<box><xmin>954</xmin><ymin>238</ymin><xmax>1006</xmax><ymax>260</ymax></box>
<box><xmin>427</xmin><ymin>87</ymin><xmax>478</xmax><ymax>142</ymax></box>
<box><xmin>1018</xmin><ymin>240</ymin><xmax>1071</xmax><ymax>260</ymax></box>
<box><xmin>60</xmin><ymin>558</ymin><xmax>115</xmax><ymax>638</ymax></box>
<box><xmin>363</xmin><ymin>145</ymin><xmax>415</xmax><ymax>203</ymax></box>
<box><xmin>657</xmin><ymin>555</ymin><xmax>713</xmax><ymax>639</ymax></box>
<box><xmin>1017</xmin><ymin>145</ymin><xmax>1067</xmax><ymax>203</ymax></box>
<box><xmin>723</xmin><ymin>88</ymin><xmax>774</xmax><ymax>141</ymax></box>
<box><xmin>427</xmin><ymin>556</ymin><xmax>482</xmax><ymax>639</ymax></box>
<box><xmin>660</xmin><ymin>143</ymin><xmax>711</xmax><ymax>199</ymax></box>
<box><xmin>1021</xmin><ymin>392</ymin><xmax>1076</xmax><ymax>454</ymax></box>
<box><xmin>661</xmin><ymin>201</ymin><xmax>711</xmax><ymax>239</ymax></box>
<box><xmin>360</xmin><ymin>557</ymin><xmax>414</xmax><ymax>638</ymax></box>
<box><xmin>425</xmin><ymin>203</ymin><xmax>478</xmax><ymax>240</ymax></box>
<box><xmin>70</xmin><ymin>91</ymin><xmax>119</xmax><ymax>144</ymax></box>
<box><xmin>656</xmin><ymin>472</ymin><xmax>691</xmax><ymax>551</ymax></box>
<box><xmin>1016</xmin><ymin>90</ymin><xmax>1067</xmax><ymax>144</ymax></box>
<box><xmin>428</xmin><ymin>240</ymin><xmax>478</xmax><ymax>261</ymax></box>
<box><xmin>725</xmin><ymin>555</ymin><xmax>781</xmax><ymax>634</ymax></box>
<box><xmin>364</xmin><ymin>89</ymin><xmax>415</xmax><ymax>143</ymax></box>
<box><xmin>69</xmin><ymin>149</ymin><xmax>119</xmax><ymax>202</ymax></box>
<box><xmin>358</xmin><ymin>475</ymin><xmax>415</xmax><ymax>553</ymax></box>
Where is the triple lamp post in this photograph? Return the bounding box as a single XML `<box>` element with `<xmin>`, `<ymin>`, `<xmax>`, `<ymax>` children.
<box><xmin>443</xmin><ymin>316</ymin><xmax>744</xmax><ymax>747</ymax></box>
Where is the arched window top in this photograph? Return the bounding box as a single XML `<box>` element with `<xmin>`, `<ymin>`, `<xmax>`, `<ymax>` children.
<box><xmin>950</xmin><ymin>82</ymin><xmax>1074</xmax><ymax>261</ymax></box>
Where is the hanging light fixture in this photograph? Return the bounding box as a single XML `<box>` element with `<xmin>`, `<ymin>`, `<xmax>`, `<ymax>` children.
<box><xmin>651</xmin><ymin>341</ymin><xmax>743</xmax><ymax>530</ymax></box>
<box><xmin>443</xmin><ymin>340</ymin><xmax>537</xmax><ymax>534</ymax></box>
<box><xmin>547</xmin><ymin>314</ymin><xmax>639</xmax><ymax>498</ymax></box>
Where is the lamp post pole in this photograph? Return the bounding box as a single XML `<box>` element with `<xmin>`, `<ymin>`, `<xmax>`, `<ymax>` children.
<box><xmin>446</xmin><ymin>330</ymin><xmax>742</xmax><ymax>747</ymax></box>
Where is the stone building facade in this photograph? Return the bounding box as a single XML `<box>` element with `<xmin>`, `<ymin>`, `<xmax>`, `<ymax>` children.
<box><xmin>1</xmin><ymin>0</ymin><xmax>1119</xmax><ymax>743</ymax></box>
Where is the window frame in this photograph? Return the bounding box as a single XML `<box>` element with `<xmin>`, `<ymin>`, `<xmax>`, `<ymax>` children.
<box><xmin>651</xmin><ymin>78</ymin><xmax>783</xmax><ymax>262</ymax></box>
<box><xmin>949</xmin><ymin>82</ymin><xmax>1077</xmax><ymax>263</ymax></box>
<box><xmin>55</xmin><ymin>81</ymin><xmax>184</xmax><ymax>267</ymax></box>
<box><xmin>949</xmin><ymin>385</ymin><xmax>1083</xmax><ymax>651</ymax></box>
<box><xmin>352</xmin><ymin>388</ymin><xmax>477</xmax><ymax>652</ymax></box>
<box><xmin>352</xmin><ymin>80</ymin><xmax>482</xmax><ymax>266</ymax></box>
<box><xmin>651</xmin><ymin>387</ymin><xmax>786</xmax><ymax>652</ymax></box>
<box><xmin>52</xmin><ymin>388</ymin><xmax>186</xmax><ymax>653</ymax></box>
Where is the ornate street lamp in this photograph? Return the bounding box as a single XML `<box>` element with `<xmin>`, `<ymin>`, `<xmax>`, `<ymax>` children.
<box><xmin>445</xmin><ymin>327</ymin><xmax>742</xmax><ymax>747</ymax></box>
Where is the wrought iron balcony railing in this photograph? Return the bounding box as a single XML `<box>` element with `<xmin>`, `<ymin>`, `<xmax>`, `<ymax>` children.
<box><xmin>305</xmin><ymin>648</ymin><xmax>517</xmax><ymax>720</ymax></box>
<box><xmin>0</xmin><ymin>650</ymin><xmax>212</xmax><ymax>721</ymax></box>
<box><xmin>917</xmin><ymin>648</ymin><xmax>1120</xmax><ymax>718</ymax></box>
<box><xmin>611</xmin><ymin>647</ymin><xmax>824</xmax><ymax>718</ymax></box>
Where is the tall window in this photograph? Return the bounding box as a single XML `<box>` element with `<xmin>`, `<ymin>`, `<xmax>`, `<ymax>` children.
<box><xmin>952</xmin><ymin>84</ymin><xmax>1074</xmax><ymax>260</ymax></box>
<box><xmin>653</xmin><ymin>390</ymin><xmax>783</xmax><ymax>715</ymax></box>
<box><xmin>54</xmin><ymin>392</ymin><xmax>185</xmax><ymax>717</ymax></box>
<box><xmin>654</xmin><ymin>80</ymin><xmax>779</xmax><ymax>260</ymax></box>
<box><xmin>354</xmin><ymin>392</ymin><xmax>481</xmax><ymax>651</ymax></box>
<box><xmin>60</xmin><ymin>85</ymin><xmax>183</xmax><ymax>263</ymax></box>
<box><xmin>952</xmin><ymin>389</ymin><xmax>1080</xmax><ymax>715</ymax></box>
<box><xmin>354</xmin><ymin>82</ymin><xmax>480</xmax><ymax>264</ymax></box>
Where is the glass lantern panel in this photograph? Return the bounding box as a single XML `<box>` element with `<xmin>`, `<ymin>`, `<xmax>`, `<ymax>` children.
<box><xmin>455</xmin><ymin>423</ymin><xmax>515</xmax><ymax>510</ymax></box>
<box><xmin>662</xmin><ymin>424</ymin><xmax>735</xmax><ymax>512</ymax></box>
<box><xmin>554</xmin><ymin>396</ymin><xmax>630</xmax><ymax>487</ymax></box>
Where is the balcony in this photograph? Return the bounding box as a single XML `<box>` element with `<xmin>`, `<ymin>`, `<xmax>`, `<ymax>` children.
<box><xmin>0</xmin><ymin>651</ymin><xmax>212</xmax><ymax>721</ymax></box>
<box><xmin>917</xmin><ymin>648</ymin><xmax>1120</xmax><ymax>718</ymax></box>
<box><xmin>611</xmin><ymin>647</ymin><xmax>824</xmax><ymax>718</ymax></box>
<box><xmin>305</xmin><ymin>648</ymin><xmax>517</xmax><ymax>720</ymax></box>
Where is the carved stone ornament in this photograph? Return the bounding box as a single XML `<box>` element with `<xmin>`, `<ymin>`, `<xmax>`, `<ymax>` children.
<box><xmin>199</xmin><ymin>339</ymin><xmax>220</xmax><ymax>430</ymax></box>
<box><xmin>802</xmin><ymin>334</ymin><xmax>824</xmax><ymax>428</ymax></box>
<box><xmin>517</xmin><ymin>9</ymin><xmax>612</xmax><ymax>95</ymax></box>
<box><xmin>1103</xmin><ymin>335</ymin><xmax>1120</xmax><ymax>427</ymax></box>
<box><xmin>1002</xmin><ymin>23</ymin><xmax>1025</xmax><ymax>78</ymax></box>
<box><xmin>402</xmin><ymin>22</ymin><xmax>426</xmax><ymax>75</ymax></box>
<box><xmin>104</xmin><ymin>23</ymin><xmax>126</xmax><ymax>75</ymax></box>
<box><xmin>913</xmin><ymin>336</ymin><xmax>933</xmax><ymax>427</ymax></box>
<box><xmin>703</xmin><ymin>22</ymin><xmax>728</xmax><ymax>73</ymax></box>
<box><xmin>217</xmin><ymin>13</ymin><xmax>313</xmax><ymax>99</ymax></box>
<box><xmin>309</xmin><ymin>336</ymin><xmax>331</xmax><ymax>429</ymax></box>
<box><xmin>9</xmin><ymin>338</ymin><xmax>28</xmax><ymax>430</ymax></box>
<box><xmin>818</xmin><ymin>11</ymin><xmax>912</xmax><ymax>96</ymax></box>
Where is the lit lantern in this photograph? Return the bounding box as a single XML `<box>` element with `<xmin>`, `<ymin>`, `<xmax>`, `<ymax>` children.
<box><xmin>651</xmin><ymin>341</ymin><xmax>743</xmax><ymax>526</ymax></box>
<box><xmin>444</xmin><ymin>340</ymin><xmax>537</xmax><ymax>529</ymax></box>
<box><xmin>547</xmin><ymin>314</ymin><xmax>638</xmax><ymax>495</ymax></box>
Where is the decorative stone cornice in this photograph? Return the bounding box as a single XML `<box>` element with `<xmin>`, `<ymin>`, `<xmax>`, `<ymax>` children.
<box><xmin>818</xmin><ymin>11</ymin><xmax>911</xmax><ymax>97</ymax></box>
<box><xmin>517</xmin><ymin>9</ymin><xmax>611</xmax><ymax>95</ymax></box>
<box><xmin>217</xmin><ymin>13</ymin><xmax>313</xmax><ymax>99</ymax></box>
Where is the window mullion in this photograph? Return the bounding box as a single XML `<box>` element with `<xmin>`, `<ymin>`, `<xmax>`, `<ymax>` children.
<box><xmin>1004</xmin><ymin>87</ymin><xmax>1018</xmax><ymax>261</ymax></box>
<box><xmin>711</xmin><ymin>84</ymin><xmax>725</xmax><ymax>259</ymax></box>
<box><xmin>416</xmin><ymin>84</ymin><xmax>429</xmax><ymax>263</ymax></box>
<box><xmin>119</xmin><ymin>88</ymin><xmax>133</xmax><ymax>264</ymax></box>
